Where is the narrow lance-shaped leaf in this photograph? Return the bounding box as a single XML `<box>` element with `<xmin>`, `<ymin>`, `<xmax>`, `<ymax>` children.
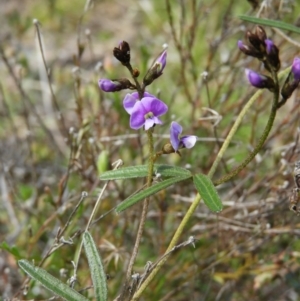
<box><xmin>83</xmin><ymin>231</ymin><xmax>108</xmax><ymax>301</ymax></box>
<box><xmin>18</xmin><ymin>260</ymin><xmax>89</xmax><ymax>301</ymax></box>
<box><xmin>193</xmin><ymin>174</ymin><xmax>223</xmax><ymax>212</ymax></box>
<box><xmin>116</xmin><ymin>175</ymin><xmax>191</xmax><ymax>213</ymax></box>
<box><xmin>239</xmin><ymin>15</ymin><xmax>300</xmax><ymax>35</ymax></box>
<box><xmin>100</xmin><ymin>164</ymin><xmax>191</xmax><ymax>181</ymax></box>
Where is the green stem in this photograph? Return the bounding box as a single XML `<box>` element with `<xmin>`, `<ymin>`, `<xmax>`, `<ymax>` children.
<box><xmin>213</xmin><ymin>70</ymin><xmax>279</xmax><ymax>185</ymax></box>
<box><xmin>131</xmin><ymin>66</ymin><xmax>291</xmax><ymax>301</ymax></box>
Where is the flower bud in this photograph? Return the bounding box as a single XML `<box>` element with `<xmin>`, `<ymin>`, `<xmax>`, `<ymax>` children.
<box><xmin>246</xmin><ymin>30</ymin><xmax>266</xmax><ymax>54</ymax></box>
<box><xmin>113</xmin><ymin>41</ymin><xmax>130</xmax><ymax>65</ymax></box>
<box><xmin>245</xmin><ymin>69</ymin><xmax>275</xmax><ymax>91</ymax></box>
<box><xmin>281</xmin><ymin>57</ymin><xmax>300</xmax><ymax>100</ymax></box>
<box><xmin>292</xmin><ymin>57</ymin><xmax>300</xmax><ymax>81</ymax></box>
<box><xmin>265</xmin><ymin>39</ymin><xmax>280</xmax><ymax>71</ymax></box>
<box><xmin>255</xmin><ymin>26</ymin><xmax>267</xmax><ymax>42</ymax></box>
<box><xmin>143</xmin><ymin>50</ymin><xmax>167</xmax><ymax>86</ymax></box>
<box><xmin>237</xmin><ymin>40</ymin><xmax>262</xmax><ymax>59</ymax></box>
<box><xmin>98</xmin><ymin>78</ymin><xmax>134</xmax><ymax>92</ymax></box>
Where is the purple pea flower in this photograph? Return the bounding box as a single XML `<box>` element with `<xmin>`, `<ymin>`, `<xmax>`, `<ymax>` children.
<box><xmin>281</xmin><ymin>57</ymin><xmax>300</xmax><ymax>100</ymax></box>
<box><xmin>124</xmin><ymin>94</ymin><xmax>168</xmax><ymax>130</ymax></box>
<box><xmin>265</xmin><ymin>39</ymin><xmax>276</xmax><ymax>54</ymax></box>
<box><xmin>292</xmin><ymin>57</ymin><xmax>300</xmax><ymax>81</ymax></box>
<box><xmin>98</xmin><ymin>78</ymin><xmax>132</xmax><ymax>92</ymax></box>
<box><xmin>123</xmin><ymin>92</ymin><xmax>155</xmax><ymax>114</ymax></box>
<box><xmin>264</xmin><ymin>39</ymin><xmax>280</xmax><ymax>71</ymax></box>
<box><xmin>154</xmin><ymin>49</ymin><xmax>167</xmax><ymax>76</ymax></box>
<box><xmin>98</xmin><ymin>79</ymin><xmax>121</xmax><ymax>92</ymax></box>
<box><xmin>170</xmin><ymin>122</ymin><xmax>197</xmax><ymax>152</ymax></box>
<box><xmin>245</xmin><ymin>69</ymin><xmax>275</xmax><ymax>90</ymax></box>
<box><xmin>143</xmin><ymin>49</ymin><xmax>167</xmax><ymax>86</ymax></box>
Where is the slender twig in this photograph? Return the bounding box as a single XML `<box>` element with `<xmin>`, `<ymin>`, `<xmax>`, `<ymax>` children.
<box><xmin>120</xmin><ymin>129</ymin><xmax>155</xmax><ymax>301</ymax></box>
<box><xmin>33</xmin><ymin>19</ymin><xmax>67</xmax><ymax>134</ymax></box>
<box><xmin>0</xmin><ymin>46</ymin><xmax>65</xmax><ymax>157</ymax></box>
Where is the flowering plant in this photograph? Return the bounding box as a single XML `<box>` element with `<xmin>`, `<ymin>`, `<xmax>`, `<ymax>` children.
<box><xmin>16</xmin><ymin>14</ymin><xmax>300</xmax><ymax>301</ymax></box>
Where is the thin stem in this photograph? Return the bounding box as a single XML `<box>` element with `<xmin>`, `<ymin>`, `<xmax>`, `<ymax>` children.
<box><xmin>213</xmin><ymin>71</ymin><xmax>279</xmax><ymax>185</ymax></box>
<box><xmin>33</xmin><ymin>19</ymin><xmax>67</xmax><ymax>134</ymax></box>
<box><xmin>125</xmin><ymin>63</ymin><xmax>144</xmax><ymax>98</ymax></box>
<box><xmin>131</xmin><ymin>66</ymin><xmax>291</xmax><ymax>301</ymax></box>
<box><xmin>121</xmin><ymin>129</ymin><xmax>155</xmax><ymax>301</ymax></box>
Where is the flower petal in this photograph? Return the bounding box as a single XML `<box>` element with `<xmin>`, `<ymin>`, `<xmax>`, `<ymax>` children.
<box><xmin>141</xmin><ymin>97</ymin><xmax>168</xmax><ymax>117</ymax></box>
<box><xmin>170</xmin><ymin>122</ymin><xmax>182</xmax><ymax>151</ymax></box>
<box><xmin>155</xmin><ymin>49</ymin><xmax>167</xmax><ymax>74</ymax></box>
<box><xmin>144</xmin><ymin>118</ymin><xmax>155</xmax><ymax>130</ymax></box>
<box><xmin>123</xmin><ymin>92</ymin><xmax>157</xmax><ymax>115</ymax></box>
<box><xmin>181</xmin><ymin>135</ymin><xmax>197</xmax><ymax>149</ymax></box>
<box><xmin>130</xmin><ymin>101</ymin><xmax>147</xmax><ymax>129</ymax></box>
<box><xmin>123</xmin><ymin>93</ymin><xmax>139</xmax><ymax>114</ymax></box>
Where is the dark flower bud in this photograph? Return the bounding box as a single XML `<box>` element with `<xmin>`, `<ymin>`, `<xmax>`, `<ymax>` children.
<box><xmin>245</xmin><ymin>69</ymin><xmax>275</xmax><ymax>91</ymax></box>
<box><xmin>98</xmin><ymin>78</ymin><xmax>134</xmax><ymax>92</ymax></box>
<box><xmin>143</xmin><ymin>50</ymin><xmax>167</xmax><ymax>86</ymax></box>
<box><xmin>255</xmin><ymin>26</ymin><xmax>267</xmax><ymax>43</ymax></box>
<box><xmin>281</xmin><ymin>57</ymin><xmax>300</xmax><ymax>100</ymax></box>
<box><xmin>113</xmin><ymin>41</ymin><xmax>130</xmax><ymax>65</ymax></box>
<box><xmin>246</xmin><ymin>30</ymin><xmax>266</xmax><ymax>54</ymax></box>
<box><xmin>265</xmin><ymin>39</ymin><xmax>280</xmax><ymax>72</ymax></box>
<box><xmin>237</xmin><ymin>40</ymin><xmax>263</xmax><ymax>59</ymax></box>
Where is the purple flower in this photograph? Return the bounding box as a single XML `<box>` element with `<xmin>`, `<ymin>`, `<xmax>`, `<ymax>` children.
<box><xmin>123</xmin><ymin>92</ymin><xmax>154</xmax><ymax>114</ymax></box>
<box><xmin>264</xmin><ymin>39</ymin><xmax>280</xmax><ymax>71</ymax></box>
<box><xmin>154</xmin><ymin>49</ymin><xmax>167</xmax><ymax>76</ymax></box>
<box><xmin>98</xmin><ymin>79</ymin><xmax>121</xmax><ymax>92</ymax></box>
<box><xmin>170</xmin><ymin>122</ymin><xmax>197</xmax><ymax>152</ymax></box>
<box><xmin>125</xmin><ymin>95</ymin><xmax>168</xmax><ymax>130</ymax></box>
<box><xmin>143</xmin><ymin>50</ymin><xmax>167</xmax><ymax>86</ymax></box>
<box><xmin>281</xmin><ymin>57</ymin><xmax>300</xmax><ymax>100</ymax></box>
<box><xmin>292</xmin><ymin>57</ymin><xmax>300</xmax><ymax>81</ymax></box>
<box><xmin>245</xmin><ymin>69</ymin><xmax>275</xmax><ymax>90</ymax></box>
<box><xmin>265</xmin><ymin>39</ymin><xmax>275</xmax><ymax>54</ymax></box>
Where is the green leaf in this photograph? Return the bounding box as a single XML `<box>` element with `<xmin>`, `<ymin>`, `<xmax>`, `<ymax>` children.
<box><xmin>239</xmin><ymin>15</ymin><xmax>300</xmax><ymax>34</ymax></box>
<box><xmin>100</xmin><ymin>164</ymin><xmax>191</xmax><ymax>181</ymax></box>
<box><xmin>18</xmin><ymin>260</ymin><xmax>89</xmax><ymax>301</ymax></box>
<box><xmin>193</xmin><ymin>174</ymin><xmax>223</xmax><ymax>212</ymax></box>
<box><xmin>116</xmin><ymin>175</ymin><xmax>191</xmax><ymax>213</ymax></box>
<box><xmin>1</xmin><ymin>241</ymin><xmax>22</xmax><ymax>259</ymax></box>
<box><xmin>83</xmin><ymin>232</ymin><xmax>108</xmax><ymax>301</ymax></box>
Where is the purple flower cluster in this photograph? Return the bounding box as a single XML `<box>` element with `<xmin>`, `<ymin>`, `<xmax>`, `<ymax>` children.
<box><xmin>98</xmin><ymin>47</ymin><xmax>198</xmax><ymax>153</ymax></box>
